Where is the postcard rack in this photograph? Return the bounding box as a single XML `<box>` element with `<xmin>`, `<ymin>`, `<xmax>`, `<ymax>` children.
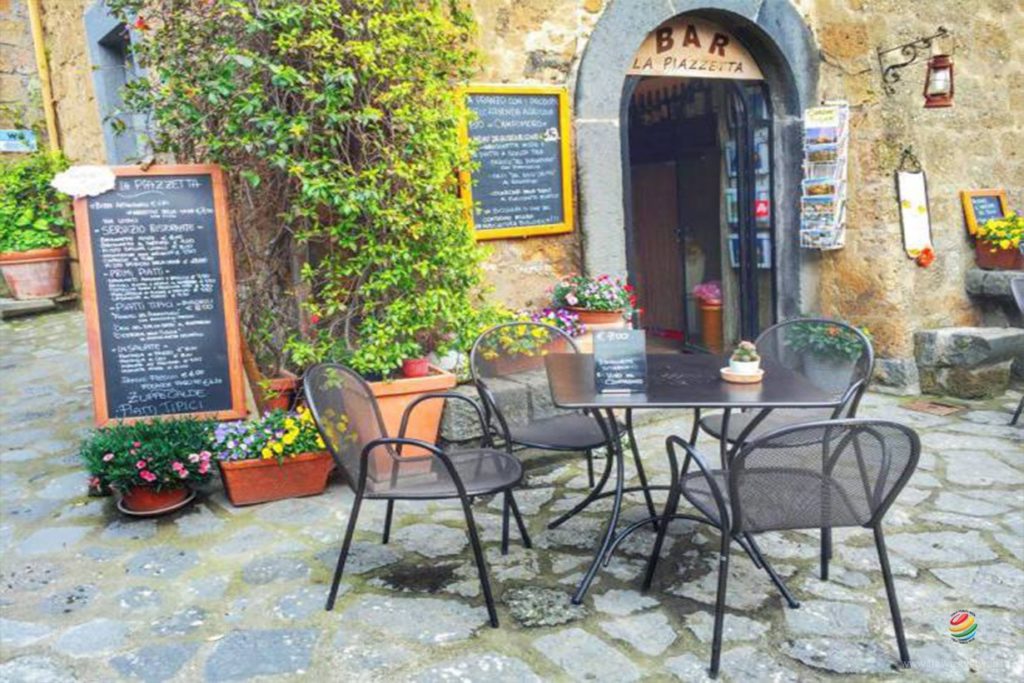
<box><xmin>799</xmin><ymin>101</ymin><xmax>849</xmax><ymax>250</ymax></box>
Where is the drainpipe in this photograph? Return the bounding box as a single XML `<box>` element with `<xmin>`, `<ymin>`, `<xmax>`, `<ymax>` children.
<box><xmin>27</xmin><ymin>0</ymin><xmax>61</xmax><ymax>151</ymax></box>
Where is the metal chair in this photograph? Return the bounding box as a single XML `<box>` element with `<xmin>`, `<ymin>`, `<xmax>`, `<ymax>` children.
<box><xmin>303</xmin><ymin>363</ymin><xmax>530</xmax><ymax>627</ymax></box>
<box><xmin>644</xmin><ymin>419</ymin><xmax>919</xmax><ymax>678</ymax></box>
<box><xmin>470</xmin><ymin>322</ymin><xmax>658</xmax><ymax>527</ymax></box>
<box><xmin>1010</xmin><ymin>277</ymin><xmax>1023</xmax><ymax>425</ymax></box>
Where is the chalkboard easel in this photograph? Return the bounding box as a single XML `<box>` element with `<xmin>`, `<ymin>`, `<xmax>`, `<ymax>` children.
<box><xmin>74</xmin><ymin>164</ymin><xmax>247</xmax><ymax>426</ymax></box>
<box><xmin>960</xmin><ymin>188</ymin><xmax>1008</xmax><ymax>236</ymax></box>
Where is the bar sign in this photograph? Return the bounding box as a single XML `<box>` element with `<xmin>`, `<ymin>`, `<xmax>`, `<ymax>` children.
<box><xmin>594</xmin><ymin>329</ymin><xmax>647</xmax><ymax>393</ymax></box>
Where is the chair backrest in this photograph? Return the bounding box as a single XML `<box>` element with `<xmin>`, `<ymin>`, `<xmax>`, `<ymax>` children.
<box><xmin>728</xmin><ymin>419</ymin><xmax>919</xmax><ymax>533</ymax></box>
<box><xmin>756</xmin><ymin>317</ymin><xmax>874</xmax><ymax>411</ymax></box>
<box><xmin>303</xmin><ymin>363</ymin><xmax>390</xmax><ymax>487</ymax></box>
<box><xmin>469</xmin><ymin>322</ymin><xmax>578</xmax><ymax>434</ymax></box>
<box><xmin>1011</xmin><ymin>276</ymin><xmax>1024</xmax><ymax>314</ymax></box>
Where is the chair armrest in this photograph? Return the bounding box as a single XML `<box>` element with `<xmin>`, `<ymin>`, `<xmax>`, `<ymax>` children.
<box><xmin>665</xmin><ymin>435</ymin><xmax>730</xmax><ymax>530</ymax></box>
<box><xmin>836</xmin><ymin>379</ymin><xmax>867</xmax><ymax>417</ymax></box>
<box><xmin>359</xmin><ymin>436</ymin><xmax>470</xmax><ymax>497</ymax></box>
<box><xmin>398</xmin><ymin>392</ymin><xmax>493</xmax><ymax>447</ymax></box>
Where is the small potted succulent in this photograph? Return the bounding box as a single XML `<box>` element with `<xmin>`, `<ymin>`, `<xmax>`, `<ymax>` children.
<box><xmin>214</xmin><ymin>407</ymin><xmax>334</xmax><ymax>506</ymax></box>
<box><xmin>975</xmin><ymin>213</ymin><xmax>1024</xmax><ymax>270</ymax></box>
<box><xmin>729</xmin><ymin>340</ymin><xmax>761</xmax><ymax>375</ymax></box>
<box><xmin>551</xmin><ymin>274</ymin><xmax>636</xmax><ymax>326</ymax></box>
<box><xmin>80</xmin><ymin>418</ymin><xmax>214</xmax><ymax>515</ymax></box>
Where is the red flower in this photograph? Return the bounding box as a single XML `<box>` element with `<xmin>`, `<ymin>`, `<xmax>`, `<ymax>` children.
<box><xmin>624</xmin><ymin>284</ymin><xmax>635</xmax><ymax>293</ymax></box>
<box><xmin>310</xmin><ymin>314</ymin><xmax>321</xmax><ymax>325</ymax></box>
<box><xmin>133</xmin><ymin>16</ymin><xmax>150</xmax><ymax>31</ymax></box>
<box><xmin>916</xmin><ymin>247</ymin><xmax>936</xmax><ymax>268</ymax></box>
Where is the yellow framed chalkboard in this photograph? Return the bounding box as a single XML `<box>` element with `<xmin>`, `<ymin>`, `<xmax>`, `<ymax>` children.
<box><xmin>458</xmin><ymin>85</ymin><xmax>574</xmax><ymax>240</ymax></box>
<box><xmin>960</xmin><ymin>188</ymin><xmax>1008</xmax><ymax>236</ymax></box>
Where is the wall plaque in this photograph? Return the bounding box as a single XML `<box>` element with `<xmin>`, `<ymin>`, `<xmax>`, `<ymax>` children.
<box><xmin>73</xmin><ymin>164</ymin><xmax>246</xmax><ymax>426</ymax></box>
<box><xmin>459</xmin><ymin>85</ymin><xmax>574</xmax><ymax>240</ymax></box>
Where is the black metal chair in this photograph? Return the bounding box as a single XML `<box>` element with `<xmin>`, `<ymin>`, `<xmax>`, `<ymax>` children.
<box><xmin>644</xmin><ymin>419</ymin><xmax>919</xmax><ymax>679</ymax></box>
<box><xmin>303</xmin><ymin>363</ymin><xmax>530</xmax><ymax>627</ymax></box>
<box><xmin>470</xmin><ymin>322</ymin><xmax>658</xmax><ymax>527</ymax></box>
<box><xmin>1010</xmin><ymin>277</ymin><xmax>1023</xmax><ymax>425</ymax></box>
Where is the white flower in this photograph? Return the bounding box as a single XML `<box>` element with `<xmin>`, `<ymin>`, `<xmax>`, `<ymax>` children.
<box><xmin>51</xmin><ymin>165</ymin><xmax>116</xmax><ymax>198</ymax></box>
<box><xmin>565</xmin><ymin>293</ymin><xmax>578</xmax><ymax>306</ymax></box>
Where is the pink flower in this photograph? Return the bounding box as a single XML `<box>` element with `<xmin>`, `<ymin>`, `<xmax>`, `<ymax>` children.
<box><xmin>171</xmin><ymin>461</ymin><xmax>184</xmax><ymax>472</ymax></box>
<box><xmin>135</xmin><ymin>460</ymin><xmax>147</xmax><ymax>469</ymax></box>
<box><xmin>199</xmin><ymin>451</ymin><xmax>211</xmax><ymax>461</ymax></box>
<box><xmin>130</xmin><ymin>449</ymin><xmax>138</xmax><ymax>456</ymax></box>
<box><xmin>188</xmin><ymin>453</ymin><xmax>200</xmax><ymax>463</ymax></box>
<box><xmin>102</xmin><ymin>453</ymin><xmax>114</xmax><ymax>462</ymax></box>
<box><xmin>178</xmin><ymin>470</ymin><xmax>189</xmax><ymax>479</ymax></box>
<box><xmin>133</xmin><ymin>441</ymin><xmax>141</xmax><ymax>448</ymax></box>
<box><xmin>139</xmin><ymin>470</ymin><xmax>157</xmax><ymax>482</ymax></box>
<box><xmin>89</xmin><ymin>476</ymin><xmax>101</xmax><ymax>489</ymax></box>
<box><xmin>565</xmin><ymin>293</ymin><xmax>578</xmax><ymax>306</ymax></box>
<box><xmin>198</xmin><ymin>462</ymin><xmax>210</xmax><ymax>474</ymax></box>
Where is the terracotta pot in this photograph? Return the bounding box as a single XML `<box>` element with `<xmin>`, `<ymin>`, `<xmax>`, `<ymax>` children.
<box><xmin>0</xmin><ymin>247</ymin><xmax>68</xmax><ymax>300</ymax></box>
<box><xmin>975</xmin><ymin>243</ymin><xmax>1024</xmax><ymax>270</ymax></box>
<box><xmin>261</xmin><ymin>371</ymin><xmax>300</xmax><ymax>411</ymax></box>
<box><xmin>401</xmin><ymin>357</ymin><xmax>430</xmax><ymax>378</ymax></box>
<box><xmin>700</xmin><ymin>301</ymin><xmax>724</xmax><ymax>353</ymax></box>
<box><xmin>219</xmin><ymin>450</ymin><xmax>335</xmax><ymax>506</ymax></box>
<box><xmin>367</xmin><ymin>366</ymin><xmax>457</xmax><ymax>479</ymax></box>
<box><xmin>120</xmin><ymin>485</ymin><xmax>190</xmax><ymax>513</ymax></box>
<box><xmin>567</xmin><ymin>307</ymin><xmax>626</xmax><ymax>326</ymax></box>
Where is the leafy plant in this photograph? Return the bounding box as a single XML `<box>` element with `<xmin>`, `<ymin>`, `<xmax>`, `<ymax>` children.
<box><xmin>80</xmin><ymin>418</ymin><xmax>215</xmax><ymax>492</ymax></box>
<box><xmin>977</xmin><ymin>213</ymin><xmax>1023</xmax><ymax>252</ymax></box>
<box><xmin>213</xmin><ymin>407</ymin><xmax>326</xmax><ymax>463</ymax></box>
<box><xmin>786</xmin><ymin>320</ymin><xmax>871</xmax><ymax>361</ymax></box>
<box><xmin>476</xmin><ymin>323</ymin><xmax>564</xmax><ymax>361</ymax></box>
<box><xmin>108</xmin><ymin>0</ymin><xmax>495</xmax><ymax>379</ymax></box>
<box><xmin>551</xmin><ymin>274</ymin><xmax>635</xmax><ymax>313</ymax></box>
<box><xmin>0</xmin><ymin>150</ymin><xmax>71</xmax><ymax>253</ymax></box>
<box><xmin>731</xmin><ymin>340</ymin><xmax>759</xmax><ymax>362</ymax></box>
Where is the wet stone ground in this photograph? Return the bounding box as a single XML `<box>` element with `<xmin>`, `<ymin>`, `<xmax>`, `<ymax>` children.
<box><xmin>1</xmin><ymin>310</ymin><xmax>1023</xmax><ymax>682</ymax></box>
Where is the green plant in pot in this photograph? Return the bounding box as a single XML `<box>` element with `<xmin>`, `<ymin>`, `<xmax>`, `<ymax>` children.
<box><xmin>80</xmin><ymin>418</ymin><xmax>215</xmax><ymax>515</ymax></box>
<box><xmin>786</xmin><ymin>320</ymin><xmax>871</xmax><ymax>393</ymax></box>
<box><xmin>0</xmin><ymin>149</ymin><xmax>72</xmax><ymax>299</ymax></box>
<box><xmin>729</xmin><ymin>340</ymin><xmax>761</xmax><ymax>375</ymax></box>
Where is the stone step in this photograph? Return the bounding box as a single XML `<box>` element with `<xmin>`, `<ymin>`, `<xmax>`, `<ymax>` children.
<box><xmin>914</xmin><ymin>327</ymin><xmax>1024</xmax><ymax>369</ymax></box>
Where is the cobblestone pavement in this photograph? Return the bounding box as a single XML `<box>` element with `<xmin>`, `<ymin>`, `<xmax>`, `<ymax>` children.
<box><xmin>2</xmin><ymin>310</ymin><xmax>1023</xmax><ymax>682</ymax></box>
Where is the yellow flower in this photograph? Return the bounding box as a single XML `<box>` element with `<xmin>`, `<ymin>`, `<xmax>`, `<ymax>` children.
<box><xmin>282</xmin><ymin>430</ymin><xmax>297</xmax><ymax>445</ymax></box>
<box><xmin>316</xmin><ymin>436</ymin><xmax>325</xmax><ymax>449</ymax></box>
<box><xmin>284</xmin><ymin>418</ymin><xmax>296</xmax><ymax>429</ymax></box>
<box><xmin>272</xmin><ymin>441</ymin><xmax>284</xmax><ymax>454</ymax></box>
<box><xmin>261</xmin><ymin>447</ymin><xmax>273</xmax><ymax>459</ymax></box>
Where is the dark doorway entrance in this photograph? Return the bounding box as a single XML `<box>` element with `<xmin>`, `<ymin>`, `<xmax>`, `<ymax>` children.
<box><xmin>626</xmin><ymin>77</ymin><xmax>776</xmax><ymax>351</ymax></box>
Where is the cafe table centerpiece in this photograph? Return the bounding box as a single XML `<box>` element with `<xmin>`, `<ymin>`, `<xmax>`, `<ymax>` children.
<box><xmin>80</xmin><ymin>418</ymin><xmax>215</xmax><ymax>515</ymax></box>
<box><xmin>551</xmin><ymin>273</ymin><xmax>636</xmax><ymax>326</ymax></box>
<box><xmin>214</xmin><ymin>407</ymin><xmax>335</xmax><ymax>506</ymax></box>
<box><xmin>721</xmin><ymin>340</ymin><xmax>764</xmax><ymax>383</ymax></box>
<box><xmin>974</xmin><ymin>212</ymin><xmax>1024</xmax><ymax>270</ymax></box>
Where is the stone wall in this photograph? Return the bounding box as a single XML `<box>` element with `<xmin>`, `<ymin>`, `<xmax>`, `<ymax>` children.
<box><xmin>0</xmin><ymin>0</ymin><xmax>41</xmax><ymax>129</ymax></box>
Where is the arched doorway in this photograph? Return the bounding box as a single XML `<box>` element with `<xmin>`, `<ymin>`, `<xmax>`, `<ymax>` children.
<box><xmin>573</xmin><ymin>1</ymin><xmax>819</xmax><ymax>344</ymax></box>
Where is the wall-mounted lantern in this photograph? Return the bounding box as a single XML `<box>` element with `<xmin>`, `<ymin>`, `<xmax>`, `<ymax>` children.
<box><xmin>923</xmin><ymin>54</ymin><xmax>954</xmax><ymax>108</ymax></box>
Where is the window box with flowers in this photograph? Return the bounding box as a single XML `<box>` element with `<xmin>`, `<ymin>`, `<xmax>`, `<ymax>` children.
<box><xmin>975</xmin><ymin>213</ymin><xmax>1024</xmax><ymax>271</ymax></box>
<box><xmin>80</xmin><ymin>418</ymin><xmax>214</xmax><ymax>515</ymax></box>
<box><xmin>214</xmin><ymin>408</ymin><xmax>335</xmax><ymax>506</ymax></box>
<box><xmin>551</xmin><ymin>274</ymin><xmax>636</xmax><ymax>326</ymax></box>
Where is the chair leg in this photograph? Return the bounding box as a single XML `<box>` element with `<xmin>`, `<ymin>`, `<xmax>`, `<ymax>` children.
<box><xmin>709</xmin><ymin>534</ymin><xmax>731</xmax><ymax>679</ymax></box>
<box><xmin>327</xmin><ymin>492</ymin><xmax>363</xmax><ymax>611</ymax></box>
<box><xmin>820</xmin><ymin>528</ymin><xmax>831</xmax><ymax>580</ymax></box>
<box><xmin>458</xmin><ymin>493</ymin><xmax>498</xmax><ymax>627</ymax></box>
<box><xmin>1012</xmin><ymin>395</ymin><xmax>1024</xmax><ymax>425</ymax></box>
<box><xmin>501</xmin><ymin>493</ymin><xmax>511</xmax><ymax>556</ymax></box>
<box><xmin>744</xmin><ymin>534</ymin><xmax>799</xmax><ymax>609</ymax></box>
<box><xmin>382</xmin><ymin>500</ymin><xmax>394</xmax><ymax>545</ymax></box>
<box><xmin>874</xmin><ymin>525</ymin><xmax>911</xmax><ymax>667</ymax></box>
<box><xmin>585</xmin><ymin>449</ymin><xmax>595</xmax><ymax>488</ymax></box>
<box><xmin>507</xmin><ymin>490</ymin><xmax>532</xmax><ymax>548</ymax></box>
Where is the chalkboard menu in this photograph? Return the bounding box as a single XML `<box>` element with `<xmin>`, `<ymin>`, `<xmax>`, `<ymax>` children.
<box><xmin>960</xmin><ymin>189</ymin><xmax>1007</xmax><ymax>236</ymax></box>
<box><xmin>460</xmin><ymin>85</ymin><xmax>574</xmax><ymax>240</ymax></box>
<box><xmin>74</xmin><ymin>165</ymin><xmax>246</xmax><ymax>426</ymax></box>
<box><xmin>594</xmin><ymin>330</ymin><xmax>647</xmax><ymax>393</ymax></box>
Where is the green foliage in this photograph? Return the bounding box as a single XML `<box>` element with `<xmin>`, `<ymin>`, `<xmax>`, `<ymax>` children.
<box><xmin>786</xmin><ymin>320</ymin><xmax>871</xmax><ymax>361</ymax></box>
<box><xmin>212</xmin><ymin>408</ymin><xmax>326</xmax><ymax>463</ymax></box>
<box><xmin>0</xmin><ymin>150</ymin><xmax>71</xmax><ymax>253</ymax></box>
<box><xmin>108</xmin><ymin>0</ymin><xmax>496</xmax><ymax>378</ymax></box>
<box><xmin>730</xmin><ymin>340</ymin><xmax>759</xmax><ymax>362</ymax></box>
<box><xmin>80</xmin><ymin>418</ymin><xmax>215</xmax><ymax>492</ymax></box>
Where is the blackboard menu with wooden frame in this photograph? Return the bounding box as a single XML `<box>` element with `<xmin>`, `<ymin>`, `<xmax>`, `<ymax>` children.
<box><xmin>459</xmin><ymin>85</ymin><xmax>574</xmax><ymax>240</ymax></box>
<box><xmin>73</xmin><ymin>164</ymin><xmax>246</xmax><ymax>426</ymax></box>
<box><xmin>594</xmin><ymin>329</ymin><xmax>647</xmax><ymax>393</ymax></box>
<box><xmin>960</xmin><ymin>188</ymin><xmax>1008</xmax><ymax>236</ymax></box>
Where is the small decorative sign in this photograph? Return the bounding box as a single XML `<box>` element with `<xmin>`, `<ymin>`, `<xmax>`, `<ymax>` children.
<box><xmin>0</xmin><ymin>129</ymin><xmax>38</xmax><ymax>153</ymax></box>
<box><xmin>897</xmin><ymin>174</ymin><xmax>933</xmax><ymax>258</ymax></box>
<box><xmin>960</xmin><ymin>189</ymin><xmax>1007</xmax><ymax>236</ymax></box>
<box><xmin>628</xmin><ymin>17</ymin><xmax>763</xmax><ymax>80</ymax></box>
<box><xmin>594</xmin><ymin>329</ymin><xmax>647</xmax><ymax>394</ymax></box>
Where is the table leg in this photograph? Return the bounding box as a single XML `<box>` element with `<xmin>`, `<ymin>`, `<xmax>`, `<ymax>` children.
<box><xmin>625</xmin><ymin>409</ymin><xmax>659</xmax><ymax>530</ymax></box>
<box><xmin>719</xmin><ymin>408</ymin><xmax>731</xmax><ymax>469</ymax></box>
<box><xmin>572</xmin><ymin>408</ymin><xmax>626</xmax><ymax>605</ymax></box>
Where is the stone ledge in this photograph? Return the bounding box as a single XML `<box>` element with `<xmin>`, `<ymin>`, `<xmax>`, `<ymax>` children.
<box><xmin>965</xmin><ymin>268</ymin><xmax>1023</xmax><ymax>301</ymax></box>
<box><xmin>914</xmin><ymin>327</ymin><xmax>1024</xmax><ymax>369</ymax></box>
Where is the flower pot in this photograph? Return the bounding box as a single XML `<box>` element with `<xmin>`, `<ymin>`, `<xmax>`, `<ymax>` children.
<box><xmin>0</xmin><ymin>247</ymin><xmax>68</xmax><ymax>300</ymax></box>
<box><xmin>119</xmin><ymin>485</ymin><xmax>190</xmax><ymax>513</ymax></box>
<box><xmin>219</xmin><ymin>450</ymin><xmax>335</xmax><ymax>506</ymax></box>
<box><xmin>566</xmin><ymin>307</ymin><xmax>626</xmax><ymax>326</ymax></box>
<box><xmin>803</xmin><ymin>353</ymin><xmax>855</xmax><ymax>394</ymax></box>
<box><xmin>699</xmin><ymin>301</ymin><xmax>724</xmax><ymax>354</ymax></box>
<box><xmin>367</xmin><ymin>366</ymin><xmax>457</xmax><ymax>479</ymax></box>
<box><xmin>261</xmin><ymin>371</ymin><xmax>299</xmax><ymax>412</ymax></box>
<box><xmin>401</xmin><ymin>357</ymin><xmax>431</xmax><ymax>378</ymax></box>
<box><xmin>728</xmin><ymin>359</ymin><xmax>761</xmax><ymax>375</ymax></box>
<box><xmin>975</xmin><ymin>243</ymin><xmax>1024</xmax><ymax>270</ymax></box>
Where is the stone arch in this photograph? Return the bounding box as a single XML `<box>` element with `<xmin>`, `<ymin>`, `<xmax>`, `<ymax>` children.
<box><xmin>574</xmin><ymin>0</ymin><xmax>819</xmax><ymax>317</ymax></box>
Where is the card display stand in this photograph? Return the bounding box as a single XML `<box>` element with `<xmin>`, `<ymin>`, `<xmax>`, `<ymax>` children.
<box><xmin>799</xmin><ymin>102</ymin><xmax>849</xmax><ymax>251</ymax></box>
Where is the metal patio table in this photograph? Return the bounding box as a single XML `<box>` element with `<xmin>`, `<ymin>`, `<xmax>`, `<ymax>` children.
<box><xmin>544</xmin><ymin>351</ymin><xmax>844</xmax><ymax>604</ymax></box>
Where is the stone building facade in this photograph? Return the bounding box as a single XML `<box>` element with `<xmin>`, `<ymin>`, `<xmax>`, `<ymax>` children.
<box><xmin>5</xmin><ymin>0</ymin><xmax>1024</xmax><ymax>390</ymax></box>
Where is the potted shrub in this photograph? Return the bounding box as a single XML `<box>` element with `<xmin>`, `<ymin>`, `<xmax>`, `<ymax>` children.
<box><xmin>786</xmin><ymin>320</ymin><xmax>871</xmax><ymax>393</ymax></box>
<box><xmin>975</xmin><ymin>213</ymin><xmax>1024</xmax><ymax>270</ymax></box>
<box><xmin>0</xmin><ymin>150</ymin><xmax>72</xmax><ymax>299</ymax></box>
<box><xmin>729</xmin><ymin>340</ymin><xmax>761</xmax><ymax>375</ymax></box>
<box><xmin>693</xmin><ymin>280</ymin><xmax>724</xmax><ymax>353</ymax></box>
<box><xmin>214</xmin><ymin>407</ymin><xmax>334</xmax><ymax>506</ymax></box>
<box><xmin>551</xmin><ymin>274</ymin><xmax>636</xmax><ymax>326</ymax></box>
<box><xmin>477</xmin><ymin>312</ymin><xmax>579</xmax><ymax>373</ymax></box>
<box><xmin>80</xmin><ymin>418</ymin><xmax>214</xmax><ymax>515</ymax></box>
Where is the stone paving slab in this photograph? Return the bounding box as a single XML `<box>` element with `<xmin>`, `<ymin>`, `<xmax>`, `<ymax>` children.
<box><xmin>1</xmin><ymin>310</ymin><xmax>1023</xmax><ymax>682</ymax></box>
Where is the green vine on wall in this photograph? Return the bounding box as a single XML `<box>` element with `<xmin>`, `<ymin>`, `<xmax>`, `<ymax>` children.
<box><xmin>108</xmin><ymin>0</ymin><xmax>502</xmax><ymax>378</ymax></box>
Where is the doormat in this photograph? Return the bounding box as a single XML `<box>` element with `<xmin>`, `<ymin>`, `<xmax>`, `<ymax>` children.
<box><xmin>903</xmin><ymin>400</ymin><xmax>965</xmax><ymax>416</ymax></box>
